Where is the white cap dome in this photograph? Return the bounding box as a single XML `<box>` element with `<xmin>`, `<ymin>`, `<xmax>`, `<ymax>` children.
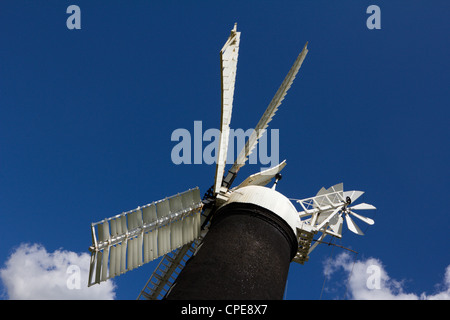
<box><xmin>220</xmin><ymin>185</ymin><xmax>300</xmax><ymax>236</ymax></box>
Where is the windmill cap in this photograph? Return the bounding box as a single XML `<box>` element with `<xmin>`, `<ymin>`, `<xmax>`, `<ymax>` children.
<box><xmin>220</xmin><ymin>185</ymin><xmax>301</xmax><ymax>236</ymax></box>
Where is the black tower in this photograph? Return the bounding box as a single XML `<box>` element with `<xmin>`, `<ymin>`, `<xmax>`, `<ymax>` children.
<box><xmin>165</xmin><ymin>201</ymin><xmax>298</xmax><ymax>300</ymax></box>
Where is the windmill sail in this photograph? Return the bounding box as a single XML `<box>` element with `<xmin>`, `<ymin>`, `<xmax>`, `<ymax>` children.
<box><xmin>214</xmin><ymin>23</ymin><xmax>241</xmax><ymax>194</ymax></box>
<box><xmin>222</xmin><ymin>42</ymin><xmax>308</xmax><ymax>189</ymax></box>
<box><xmin>88</xmin><ymin>188</ymin><xmax>203</xmax><ymax>286</ymax></box>
<box><xmin>137</xmin><ymin>239</ymin><xmax>201</xmax><ymax>300</ymax></box>
<box><xmin>233</xmin><ymin>160</ymin><xmax>287</xmax><ymax>190</ymax></box>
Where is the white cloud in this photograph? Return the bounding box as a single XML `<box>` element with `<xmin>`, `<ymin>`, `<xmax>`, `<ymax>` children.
<box><xmin>323</xmin><ymin>252</ymin><xmax>450</xmax><ymax>300</ymax></box>
<box><xmin>0</xmin><ymin>243</ymin><xmax>116</xmax><ymax>300</ymax></box>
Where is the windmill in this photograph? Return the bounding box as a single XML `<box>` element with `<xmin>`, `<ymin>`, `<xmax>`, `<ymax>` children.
<box><xmin>87</xmin><ymin>23</ymin><xmax>376</xmax><ymax>299</ymax></box>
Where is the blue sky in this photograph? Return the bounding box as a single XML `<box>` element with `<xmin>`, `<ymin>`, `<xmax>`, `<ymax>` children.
<box><xmin>0</xmin><ymin>1</ymin><xmax>449</xmax><ymax>299</ymax></box>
